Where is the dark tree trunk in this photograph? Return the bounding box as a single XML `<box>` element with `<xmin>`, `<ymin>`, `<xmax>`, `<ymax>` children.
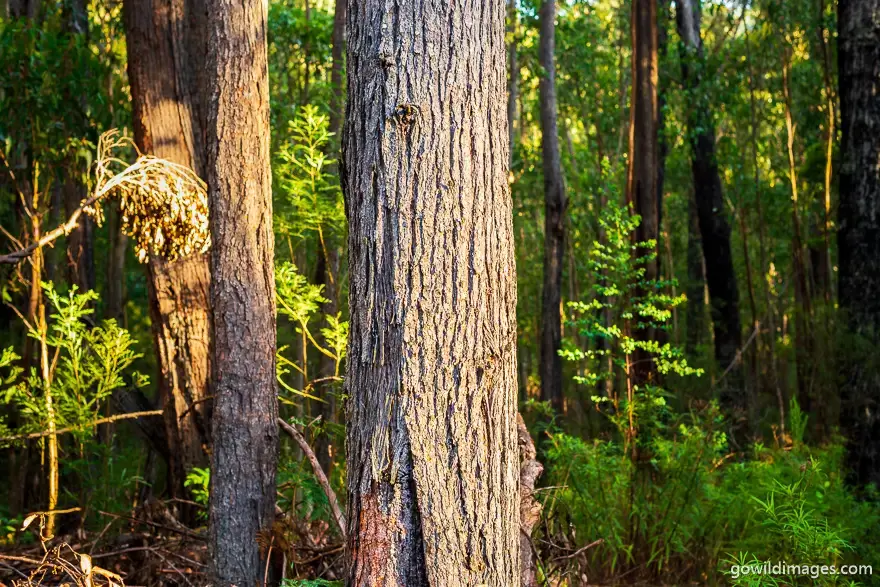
<box><xmin>315</xmin><ymin>245</ymin><xmax>340</xmax><ymax>474</ymax></box>
<box><xmin>204</xmin><ymin>0</ymin><xmax>278</xmax><ymax>580</ymax></box>
<box><xmin>63</xmin><ymin>0</ymin><xmax>94</xmax><ymax>296</ymax></box>
<box><xmin>122</xmin><ymin>0</ymin><xmax>212</xmax><ymax>521</ymax></box>
<box><xmin>342</xmin><ymin>0</ymin><xmax>519</xmax><ymax>582</ymax></box>
<box><xmin>685</xmin><ymin>195</ymin><xmax>705</xmax><ymax>356</ymax></box>
<box><xmin>837</xmin><ymin>0</ymin><xmax>880</xmax><ymax>489</ymax></box>
<box><xmin>675</xmin><ymin>0</ymin><xmax>742</xmax><ymax>410</ymax></box>
<box><xmin>539</xmin><ymin>0</ymin><xmax>566</xmax><ymax>415</ymax></box>
<box><xmin>626</xmin><ymin>0</ymin><xmax>660</xmax><ymax>385</ymax></box>
<box><xmin>328</xmin><ymin>0</ymin><xmax>346</xmax><ymax>140</ymax></box>
<box><xmin>104</xmin><ymin>200</ymin><xmax>128</xmax><ymax>324</ymax></box>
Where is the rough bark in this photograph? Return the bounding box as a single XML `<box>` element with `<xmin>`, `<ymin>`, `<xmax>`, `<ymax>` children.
<box><xmin>837</xmin><ymin>0</ymin><xmax>880</xmax><ymax>488</ymax></box>
<box><xmin>675</xmin><ymin>0</ymin><xmax>742</xmax><ymax>408</ymax></box>
<box><xmin>204</xmin><ymin>0</ymin><xmax>279</xmax><ymax>580</ymax></box>
<box><xmin>539</xmin><ymin>0</ymin><xmax>566</xmax><ymax>415</ymax></box>
<box><xmin>122</xmin><ymin>0</ymin><xmax>212</xmax><ymax>518</ymax></box>
<box><xmin>342</xmin><ymin>0</ymin><xmax>519</xmax><ymax>582</ymax></box>
<box><xmin>626</xmin><ymin>0</ymin><xmax>660</xmax><ymax>384</ymax></box>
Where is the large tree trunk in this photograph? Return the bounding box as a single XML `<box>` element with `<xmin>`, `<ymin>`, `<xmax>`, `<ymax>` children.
<box><xmin>675</xmin><ymin>0</ymin><xmax>743</xmax><ymax>415</ymax></box>
<box><xmin>342</xmin><ymin>0</ymin><xmax>519</xmax><ymax>582</ymax></box>
<box><xmin>837</xmin><ymin>0</ymin><xmax>880</xmax><ymax>489</ymax></box>
<box><xmin>538</xmin><ymin>0</ymin><xmax>566</xmax><ymax>415</ymax></box>
<box><xmin>204</xmin><ymin>0</ymin><xmax>278</xmax><ymax>580</ymax></box>
<box><xmin>626</xmin><ymin>0</ymin><xmax>660</xmax><ymax>385</ymax></box>
<box><xmin>122</xmin><ymin>0</ymin><xmax>212</xmax><ymax>520</ymax></box>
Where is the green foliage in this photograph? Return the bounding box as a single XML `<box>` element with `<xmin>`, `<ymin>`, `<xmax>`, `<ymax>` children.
<box><xmin>543</xmin><ymin>406</ymin><xmax>880</xmax><ymax>585</ymax></box>
<box><xmin>184</xmin><ymin>467</ymin><xmax>211</xmax><ymax>520</ymax></box>
<box><xmin>562</xmin><ymin>202</ymin><xmax>700</xmax><ymax>388</ymax></box>
<box><xmin>274</xmin><ymin>105</ymin><xmax>345</xmax><ymax>250</ymax></box>
<box><xmin>1</xmin><ymin>284</ymin><xmax>148</xmax><ymax>443</ymax></box>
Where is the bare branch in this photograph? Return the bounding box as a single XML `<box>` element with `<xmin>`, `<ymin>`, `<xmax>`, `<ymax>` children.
<box><xmin>277</xmin><ymin>417</ymin><xmax>346</xmax><ymax>539</ymax></box>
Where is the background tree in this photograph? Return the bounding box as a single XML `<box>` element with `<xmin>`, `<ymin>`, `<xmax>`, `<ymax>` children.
<box><xmin>837</xmin><ymin>0</ymin><xmax>880</xmax><ymax>488</ymax></box>
<box><xmin>122</xmin><ymin>0</ymin><xmax>212</xmax><ymax>519</ymax></box>
<box><xmin>539</xmin><ymin>0</ymin><xmax>566</xmax><ymax>414</ymax></box>
<box><xmin>342</xmin><ymin>0</ymin><xmax>519</xmax><ymax>582</ymax></box>
<box><xmin>675</xmin><ymin>0</ymin><xmax>743</xmax><ymax>422</ymax></box>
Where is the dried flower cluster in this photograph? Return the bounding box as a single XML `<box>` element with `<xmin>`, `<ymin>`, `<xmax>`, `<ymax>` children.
<box><xmin>89</xmin><ymin>129</ymin><xmax>210</xmax><ymax>263</ymax></box>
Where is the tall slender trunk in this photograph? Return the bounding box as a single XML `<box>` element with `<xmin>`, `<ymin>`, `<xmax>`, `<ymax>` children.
<box><xmin>837</xmin><ymin>0</ymin><xmax>880</xmax><ymax>489</ymax></box>
<box><xmin>675</xmin><ymin>0</ymin><xmax>743</xmax><ymax>422</ymax></box>
<box><xmin>781</xmin><ymin>29</ymin><xmax>814</xmax><ymax>425</ymax></box>
<box><xmin>626</xmin><ymin>0</ymin><xmax>660</xmax><ymax>385</ymax></box>
<box><xmin>685</xmin><ymin>194</ymin><xmax>705</xmax><ymax>356</ymax></box>
<box><xmin>315</xmin><ymin>0</ymin><xmax>347</xmax><ymax>474</ymax></box>
<box><xmin>204</xmin><ymin>0</ymin><xmax>278</xmax><ymax>579</ymax></box>
<box><xmin>539</xmin><ymin>0</ymin><xmax>566</xmax><ymax>414</ymax></box>
<box><xmin>508</xmin><ymin>0</ymin><xmax>519</xmax><ymax>165</ymax></box>
<box><xmin>342</xmin><ymin>0</ymin><xmax>519</xmax><ymax>582</ymax></box>
<box><xmin>123</xmin><ymin>0</ymin><xmax>212</xmax><ymax>521</ymax></box>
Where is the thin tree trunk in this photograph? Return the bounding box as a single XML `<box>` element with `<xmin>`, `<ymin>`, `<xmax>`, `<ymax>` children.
<box><xmin>539</xmin><ymin>0</ymin><xmax>566</xmax><ymax>415</ymax></box>
<box><xmin>508</xmin><ymin>0</ymin><xmax>519</xmax><ymax>165</ymax></box>
<box><xmin>685</xmin><ymin>194</ymin><xmax>705</xmax><ymax>356</ymax></box>
<box><xmin>675</xmin><ymin>0</ymin><xmax>743</xmax><ymax>422</ymax></box>
<box><xmin>626</xmin><ymin>0</ymin><xmax>660</xmax><ymax>385</ymax></box>
<box><xmin>781</xmin><ymin>28</ymin><xmax>814</xmax><ymax>426</ymax></box>
<box><xmin>204</xmin><ymin>0</ymin><xmax>279</xmax><ymax>579</ymax></box>
<box><xmin>123</xmin><ymin>0</ymin><xmax>212</xmax><ymax>522</ymax></box>
<box><xmin>342</xmin><ymin>0</ymin><xmax>519</xmax><ymax>582</ymax></box>
<box><xmin>315</xmin><ymin>0</ymin><xmax>347</xmax><ymax>474</ymax></box>
<box><xmin>837</xmin><ymin>0</ymin><xmax>880</xmax><ymax>489</ymax></box>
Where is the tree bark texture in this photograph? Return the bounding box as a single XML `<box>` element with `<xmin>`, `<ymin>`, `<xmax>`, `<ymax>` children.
<box><xmin>342</xmin><ymin>0</ymin><xmax>520</xmax><ymax>582</ymax></box>
<box><xmin>626</xmin><ymin>0</ymin><xmax>660</xmax><ymax>384</ymax></box>
<box><xmin>675</xmin><ymin>0</ymin><xmax>742</xmax><ymax>403</ymax></box>
<box><xmin>204</xmin><ymin>0</ymin><xmax>279</xmax><ymax>580</ymax></box>
<box><xmin>539</xmin><ymin>0</ymin><xmax>566</xmax><ymax>415</ymax></box>
<box><xmin>123</xmin><ymin>0</ymin><xmax>213</xmax><ymax>517</ymax></box>
<box><xmin>837</xmin><ymin>0</ymin><xmax>880</xmax><ymax>488</ymax></box>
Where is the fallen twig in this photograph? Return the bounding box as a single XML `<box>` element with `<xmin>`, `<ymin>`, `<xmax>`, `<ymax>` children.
<box><xmin>550</xmin><ymin>538</ymin><xmax>604</xmax><ymax>562</ymax></box>
<box><xmin>277</xmin><ymin>418</ymin><xmax>346</xmax><ymax>540</ymax></box>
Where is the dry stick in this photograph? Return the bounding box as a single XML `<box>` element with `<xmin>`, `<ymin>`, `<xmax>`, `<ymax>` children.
<box><xmin>550</xmin><ymin>538</ymin><xmax>605</xmax><ymax>562</ymax></box>
<box><xmin>0</xmin><ymin>190</ymin><xmax>104</xmax><ymax>264</ymax></box>
<box><xmin>0</xmin><ymin>410</ymin><xmax>162</xmax><ymax>442</ymax></box>
<box><xmin>277</xmin><ymin>418</ymin><xmax>346</xmax><ymax>539</ymax></box>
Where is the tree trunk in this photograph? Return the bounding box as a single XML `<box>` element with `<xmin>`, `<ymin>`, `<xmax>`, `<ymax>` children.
<box><xmin>123</xmin><ymin>0</ymin><xmax>212</xmax><ymax>520</ymax></box>
<box><xmin>508</xmin><ymin>0</ymin><xmax>519</xmax><ymax>164</ymax></box>
<box><xmin>685</xmin><ymin>194</ymin><xmax>705</xmax><ymax>356</ymax></box>
<box><xmin>626</xmin><ymin>0</ymin><xmax>660</xmax><ymax>385</ymax></box>
<box><xmin>342</xmin><ymin>0</ymin><xmax>519</xmax><ymax>582</ymax></box>
<box><xmin>675</xmin><ymin>0</ymin><xmax>743</xmax><ymax>414</ymax></box>
<box><xmin>539</xmin><ymin>0</ymin><xmax>566</xmax><ymax>415</ymax></box>
<box><xmin>837</xmin><ymin>0</ymin><xmax>880</xmax><ymax>489</ymax></box>
<box><xmin>204</xmin><ymin>0</ymin><xmax>278</xmax><ymax>580</ymax></box>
